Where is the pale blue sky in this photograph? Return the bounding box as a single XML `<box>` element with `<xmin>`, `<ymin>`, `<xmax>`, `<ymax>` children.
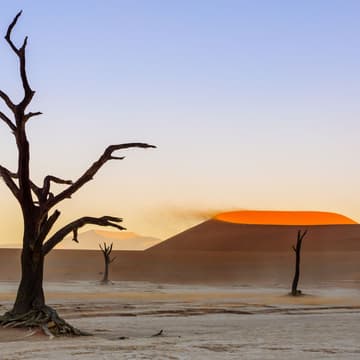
<box><xmin>0</xmin><ymin>1</ymin><xmax>360</xmax><ymax>244</ymax></box>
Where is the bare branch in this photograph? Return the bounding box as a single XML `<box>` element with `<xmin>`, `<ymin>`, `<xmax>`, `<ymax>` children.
<box><xmin>31</xmin><ymin>185</ymin><xmax>42</xmax><ymax>202</ymax></box>
<box><xmin>20</xmin><ymin>36</ymin><xmax>28</xmax><ymax>51</ymax></box>
<box><xmin>44</xmin><ymin>175</ymin><xmax>73</xmax><ymax>187</ymax></box>
<box><xmin>72</xmin><ymin>228</ymin><xmax>79</xmax><ymax>243</ymax></box>
<box><xmin>42</xmin><ymin>216</ymin><xmax>126</xmax><ymax>255</ymax></box>
<box><xmin>0</xmin><ymin>90</ymin><xmax>16</xmax><ymax>112</ymax></box>
<box><xmin>4</xmin><ymin>10</ymin><xmax>34</xmax><ymax>111</ymax></box>
<box><xmin>99</xmin><ymin>242</ymin><xmax>113</xmax><ymax>255</ymax></box>
<box><xmin>0</xmin><ymin>165</ymin><xmax>20</xmax><ymax>199</ymax></box>
<box><xmin>42</xmin><ymin>175</ymin><xmax>73</xmax><ymax>201</ymax></box>
<box><xmin>24</xmin><ymin>111</ymin><xmax>42</xmax><ymax>122</ymax></box>
<box><xmin>99</xmin><ymin>242</ymin><xmax>115</xmax><ymax>264</ymax></box>
<box><xmin>109</xmin><ymin>156</ymin><xmax>125</xmax><ymax>160</ymax></box>
<box><xmin>0</xmin><ymin>111</ymin><xmax>16</xmax><ymax>131</ymax></box>
<box><xmin>299</xmin><ymin>229</ymin><xmax>307</xmax><ymax>241</ymax></box>
<box><xmin>45</xmin><ymin>143</ymin><xmax>156</xmax><ymax>211</ymax></box>
<box><xmin>2</xmin><ymin>169</ymin><xmax>42</xmax><ymax>201</ymax></box>
<box><xmin>37</xmin><ymin>210</ymin><xmax>61</xmax><ymax>245</ymax></box>
<box><xmin>4</xmin><ymin>11</ymin><xmax>22</xmax><ymax>54</ymax></box>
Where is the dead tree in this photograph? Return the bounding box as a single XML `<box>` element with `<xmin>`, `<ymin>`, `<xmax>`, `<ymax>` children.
<box><xmin>0</xmin><ymin>12</ymin><xmax>155</xmax><ymax>336</ymax></box>
<box><xmin>291</xmin><ymin>229</ymin><xmax>307</xmax><ymax>296</ymax></box>
<box><xmin>99</xmin><ymin>242</ymin><xmax>115</xmax><ymax>284</ymax></box>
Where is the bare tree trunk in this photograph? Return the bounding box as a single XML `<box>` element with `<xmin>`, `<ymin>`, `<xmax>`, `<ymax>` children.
<box><xmin>102</xmin><ymin>256</ymin><xmax>109</xmax><ymax>283</ymax></box>
<box><xmin>12</xmin><ymin>211</ymin><xmax>45</xmax><ymax>314</ymax></box>
<box><xmin>13</xmin><ymin>244</ymin><xmax>45</xmax><ymax>314</ymax></box>
<box><xmin>0</xmin><ymin>11</ymin><xmax>154</xmax><ymax>336</ymax></box>
<box><xmin>100</xmin><ymin>242</ymin><xmax>115</xmax><ymax>284</ymax></box>
<box><xmin>291</xmin><ymin>230</ymin><xmax>307</xmax><ymax>296</ymax></box>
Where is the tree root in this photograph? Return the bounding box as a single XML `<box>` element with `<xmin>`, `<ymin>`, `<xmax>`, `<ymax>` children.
<box><xmin>0</xmin><ymin>305</ymin><xmax>91</xmax><ymax>337</ymax></box>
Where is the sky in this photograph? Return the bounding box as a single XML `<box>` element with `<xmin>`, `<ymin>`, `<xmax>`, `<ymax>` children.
<box><xmin>0</xmin><ymin>0</ymin><xmax>360</xmax><ymax>246</ymax></box>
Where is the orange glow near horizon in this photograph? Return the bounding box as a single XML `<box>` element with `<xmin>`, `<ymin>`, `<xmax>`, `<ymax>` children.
<box><xmin>214</xmin><ymin>210</ymin><xmax>358</xmax><ymax>225</ymax></box>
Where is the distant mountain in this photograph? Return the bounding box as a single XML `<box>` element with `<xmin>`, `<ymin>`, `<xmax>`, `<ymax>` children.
<box><xmin>55</xmin><ymin>229</ymin><xmax>162</xmax><ymax>250</ymax></box>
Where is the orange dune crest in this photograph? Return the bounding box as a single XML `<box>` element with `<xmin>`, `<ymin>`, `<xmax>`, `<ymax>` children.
<box><xmin>214</xmin><ymin>210</ymin><xmax>357</xmax><ymax>225</ymax></box>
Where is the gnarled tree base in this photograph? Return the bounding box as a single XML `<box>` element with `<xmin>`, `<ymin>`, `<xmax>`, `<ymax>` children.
<box><xmin>290</xmin><ymin>289</ymin><xmax>303</xmax><ymax>297</ymax></box>
<box><xmin>0</xmin><ymin>305</ymin><xmax>90</xmax><ymax>337</ymax></box>
<box><xmin>100</xmin><ymin>280</ymin><xmax>113</xmax><ymax>285</ymax></box>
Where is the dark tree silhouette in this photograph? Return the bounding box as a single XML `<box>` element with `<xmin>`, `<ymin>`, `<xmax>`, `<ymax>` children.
<box><xmin>0</xmin><ymin>12</ymin><xmax>155</xmax><ymax>335</ymax></box>
<box><xmin>99</xmin><ymin>242</ymin><xmax>115</xmax><ymax>284</ymax></box>
<box><xmin>291</xmin><ymin>229</ymin><xmax>307</xmax><ymax>296</ymax></box>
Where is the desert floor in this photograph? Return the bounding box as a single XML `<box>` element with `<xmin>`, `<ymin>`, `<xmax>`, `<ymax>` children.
<box><xmin>0</xmin><ymin>281</ymin><xmax>360</xmax><ymax>359</ymax></box>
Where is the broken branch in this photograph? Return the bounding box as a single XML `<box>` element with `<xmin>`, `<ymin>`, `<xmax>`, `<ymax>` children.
<box><xmin>42</xmin><ymin>175</ymin><xmax>73</xmax><ymax>201</ymax></box>
<box><xmin>72</xmin><ymin>228</ymin><xmax>79</xmax><ymax>243</ymax></box>
<box><xmin>42</xmin><ymin>216</ymin><xmax>126</xmax><ymax>255</ymax></box>
<box><xmin>24</xmin><ymin>112</ymin><xmax>42</xmax><ymax>122</ymax></box>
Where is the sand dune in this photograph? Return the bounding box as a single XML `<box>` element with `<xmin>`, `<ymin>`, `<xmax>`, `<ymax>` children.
<box><xmin>0</xmin><ymin>220</ymin><xmax>359</xmax><ymax>285</ymax></box>
<box><xmin>148</xmin><ymin>220</ymin><xmax>360</xmax><ymax>252</ymax></box>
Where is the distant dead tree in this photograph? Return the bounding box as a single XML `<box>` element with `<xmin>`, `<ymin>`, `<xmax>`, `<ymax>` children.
<box><xmin>0</xmin><ymin>12</ymin><xmax>155</xmax><ymax>336</ymax></box>
<box><xmin>291</xmin><ymin>230</ymin><xmax>307</xmax><ymax>296</ymax></box>
<box><xmin>99</xmin><ymin>242</ymin><xmax>115</xmax><ymax>284</ymax></box>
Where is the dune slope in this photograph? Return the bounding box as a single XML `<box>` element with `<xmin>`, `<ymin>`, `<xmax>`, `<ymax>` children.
<box><xmin>147</xmin><ymin>220</ymin><xmax>360</xmax><ymax>252</ymax></box>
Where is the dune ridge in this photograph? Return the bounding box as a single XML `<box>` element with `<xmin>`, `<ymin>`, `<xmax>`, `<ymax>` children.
<box><xmin>214</xmin><ymin>210</ymin><xmax>357</xmax><ymax>225</ymax></box>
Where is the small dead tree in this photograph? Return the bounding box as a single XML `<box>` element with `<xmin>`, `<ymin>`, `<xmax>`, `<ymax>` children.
<box><xmin>99</xmin><ymin>242</ymin><xmax>115</xmax><ymax>284</ymax></box>
<box><xmin>291</xmin><ymin>229</ymin><xmax>307</xmax><ymax>296</ymax></box>
<box><xmin>0</xmin><ymin>12</ymin><xmax>155</xmax><ymax>335</ymax></box>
